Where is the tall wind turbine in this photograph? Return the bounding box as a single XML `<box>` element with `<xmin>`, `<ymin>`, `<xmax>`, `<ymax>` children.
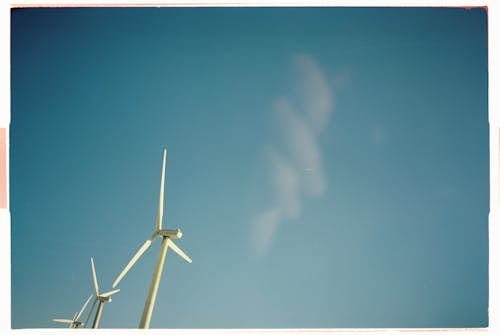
<box><xmin>112</xmin><ymin>148</ymin><xmax>192</xmax><ymax>329</ymax></box>
<box><xmin>53</xmin><ymin>294</ymin><xmax>93</xmax><ymax>328</ymax></box>
<box><xmin>86</xmin><ymin>257</ymin><xmax>120</xmax><ymax>328</ymax></box>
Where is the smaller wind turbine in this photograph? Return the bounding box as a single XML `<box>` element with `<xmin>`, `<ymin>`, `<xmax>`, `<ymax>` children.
<box><xmin>85</xmin><ymin>257</ymin><xmax>120</xmax><ymax>328</ymax></box>
<box><xmin>52</xmin><ymin>294</ymin><xmax>93</xmax><ymax>328</ymax></box>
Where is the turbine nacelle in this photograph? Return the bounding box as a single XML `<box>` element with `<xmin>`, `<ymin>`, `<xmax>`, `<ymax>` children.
<box><xmin>157</xmin><ymin>228</ymin><xmax>182</xmax><ymax>239</ymax></box>
<box><xmin>97</xmin><ymin>296</ymin><xmax>112</xmax><ymax>303</ymax></box>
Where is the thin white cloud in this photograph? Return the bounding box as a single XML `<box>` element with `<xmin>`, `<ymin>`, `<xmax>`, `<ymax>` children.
<box><xmin>251</xmin><ymin>54</ymin><xmax>334</xmax><ymax>256</ymax></box>
<box><xmin>292</xmin><ymin>54</ymin><xmax>334</xmax><ymax>135</ymax></box>
<box><xmin>251</xmin><ymin>150</ymin><xmax>300</xmax><ymax>256</ymax></box>
<box><xmin>269</xmin><ymin>150</ymin><xmax>300</xmax><ymax>220</ymax></box>
<box><xmin>251</xmin><ymin>208</ymin><xmax>281</xmax><ymax>257</ymax></box>
<box><xmin>275</xmin><ymin>98</ymin><xmax>326</xmax><ymax>198</ymax></box>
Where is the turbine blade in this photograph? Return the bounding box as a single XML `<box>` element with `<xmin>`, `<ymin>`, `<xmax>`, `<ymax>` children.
<box><xmin>167</xmin><ymin>239</ymin><xmax>192</xmax><ymax>263</ymax></box>
<box><xmin>156</xmin><ymin>148</ymin><xmax>167</xmax><ymax>231</ymax></box>
<box><xmin>91</xmin><ymin>257</ymin><xmax>99</xmax><ymax>296</ymax></box>
<box><xmin>53</xmin><ymin>319</ymin><xmax>74</xmax><ymax>324</ymax></box>
<box><xmin>113</xmin><ymin>237</ymin><xmax>154</xmax><ymax>288</ymax></box>
<box><xmin>72</xmin><ymin>312</ymin><xmax>78</xmax><ymax>322</ymax></box>
<box><xmin>75</xmin><ymin>294</ymin><xmax>93</xmax><ymax>321</ymax></box>
<box><xmin>100</xmin><ymin>288</ymin><xmax>120</xmax><ymax>298</ymax></box>
<box><xmin>83</xmin><ymin>299</ymin><xmax>98</xmax><ymax>329</ymax></box>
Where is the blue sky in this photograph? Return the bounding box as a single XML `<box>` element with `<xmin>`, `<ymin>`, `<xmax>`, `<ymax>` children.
<box><xmin>10</xmin><ymin>7</ymin><xmax>488</xmax><ymax>328</ymax></box>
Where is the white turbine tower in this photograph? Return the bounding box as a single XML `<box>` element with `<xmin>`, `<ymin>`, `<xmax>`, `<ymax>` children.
<box><xmin>86</xmin><ymin>257</ymin><xmax>120</xmax><ymax>328</ymax></box>
<box><xmin>52</xmin><ymin>294</ymin><xmax>93</xmax><ymax>328</ymax></box>
<box><xmin>112</xmin><ymin>148</ymin><xmax>192</xmax><ymax>329</ymax></box>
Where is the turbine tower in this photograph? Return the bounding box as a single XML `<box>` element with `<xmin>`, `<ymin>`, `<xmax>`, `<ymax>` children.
<box><xmin>86</xmin><ymin>257</ymin><xmax>120</xmax><ymax>328</ymax></box>
<box><xmin>112</xmin><ymin>148</ymin><xmax>192</xmax><ymax>329</ymax></box>
<box><xmin>52</xmin><ymin>294</ymin><xmax>93</xmax><ymax>328</ymax></box>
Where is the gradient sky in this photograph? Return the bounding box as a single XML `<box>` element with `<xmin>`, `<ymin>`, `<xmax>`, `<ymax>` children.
<box><xmin>10</xmin><ymin>7</ymin><xmax>488</xmax><ymax>329</ymax></box>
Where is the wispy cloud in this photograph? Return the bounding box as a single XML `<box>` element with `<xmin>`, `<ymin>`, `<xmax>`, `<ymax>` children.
<box><xmin>292</xmin><ymin>54</ymin><xmax>334</xmax><ymax>135</ymax></box>
<box><xmin>251</xmin><ymin>54</ymin><xmax>334</xmax><ymax>256</ymax></box>
<box><xmin>275</xmin><ymin>98</ymin><xmax>326</xmax><ymax>198</ymax></box>
<box><xmin>269</xmin><ymin>150</ymin><xmax>300</xmax><ymax>220</ymax></box>
<box><xmin>251</xmin><ymin>208</ymin><xmax>281</xmax><ymax>257</ymax></box>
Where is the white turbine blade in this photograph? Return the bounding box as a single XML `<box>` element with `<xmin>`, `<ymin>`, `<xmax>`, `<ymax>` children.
<box><xmin>75</xmin><ymin>294</ymin><xmax>93</xmax><ymax>321</ymax></box>
<box><xmin>167</xmin><ymin>239</ymin><xmax>192</xmax><ymax>263</ymax></box>
<box><xmin>100</xmin><ymin>288</ymin><xmax>120</xmax><ymax>298</ymax></box>
<box><xmin>83</xmin><ymin>299</ymin><xmax>98</xmax><ymax>328</ymax></box>
<box><xmin>53</xmin><ymin>319</ymin><xmax>74</xmax><ymax>324</ymax></box>
<box><xmin>91</xmin><ymin>257</ymin><xmax>99</xmax><ymax>296</ymax></box>
<box><xmin>156</xmin><ymin>148</ymin><xmax>167</xmax><ymax>231</ymax></box>
<box><xmin>113</xmin><ymin>237</ymin><xmax>155</xmax><ymax>288</ymax></box>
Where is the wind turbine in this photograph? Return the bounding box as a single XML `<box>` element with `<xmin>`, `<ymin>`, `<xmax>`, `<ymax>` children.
<box><xmin>52</xmin><ymin>294</ymin><xmax>93</xmax><ymax>328</ymax></box>
<box><xmin>86</xmin><ymin>257</ymin><xmax>120</xmax><ymax>328</ymax></box>
<box><xmin>112</xmin><ymin>148</ymin><xmax>192</xmax><ymax>329</ymax></box>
